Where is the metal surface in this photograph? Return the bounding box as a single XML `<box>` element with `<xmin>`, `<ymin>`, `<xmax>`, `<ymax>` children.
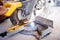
<box><xmin>0</xmin><ymin>16</ymin><xmax>53</xmax><ymax>40</ymax></box>
<box><xmin>35</xmin><ymin>0</ymin><xmax>46</xmax><ymax>10</ymax></box>
<box><xmin>35</xmin><ymin>16</ymin><xmax>53</xmax><ymax>28</ymax></box>
<box><xmin>17</xmin><ymin>0</ymin><xmax>39</xmax><ymax>20</ymax></box>
<box><xmin>10</xmin><ymin>0</ymin><xmax>39</xmax><ymax>25</ymax></box>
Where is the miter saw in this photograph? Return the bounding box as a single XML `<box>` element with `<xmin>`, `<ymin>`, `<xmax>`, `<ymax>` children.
<box><xmin>0</xmin><ymin>0</ymin><xmax>53</xmax><ymax>40</ymax></box>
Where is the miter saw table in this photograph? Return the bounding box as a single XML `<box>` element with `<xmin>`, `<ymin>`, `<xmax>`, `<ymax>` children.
<box><xmin>0</xmin><ymin>16</ymin><xmax>53</xmax><ymax>40</ymax></box>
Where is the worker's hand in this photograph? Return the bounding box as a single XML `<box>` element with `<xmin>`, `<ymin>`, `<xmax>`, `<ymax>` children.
<box><xmin>0</xmin><ymin>6</ymin><xmax>7</xmax><ymax>15</ymax></box>
<box><xmin>0</xmin><ymin>6</ymin><xmax>7</xmax><ymax>21</ymax></box>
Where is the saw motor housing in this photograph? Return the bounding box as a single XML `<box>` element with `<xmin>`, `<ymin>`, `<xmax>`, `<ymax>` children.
<box><xmin>0</xmin><ymin>0</ymin><xmax>22</xmax><ymax>23</ymax></box>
